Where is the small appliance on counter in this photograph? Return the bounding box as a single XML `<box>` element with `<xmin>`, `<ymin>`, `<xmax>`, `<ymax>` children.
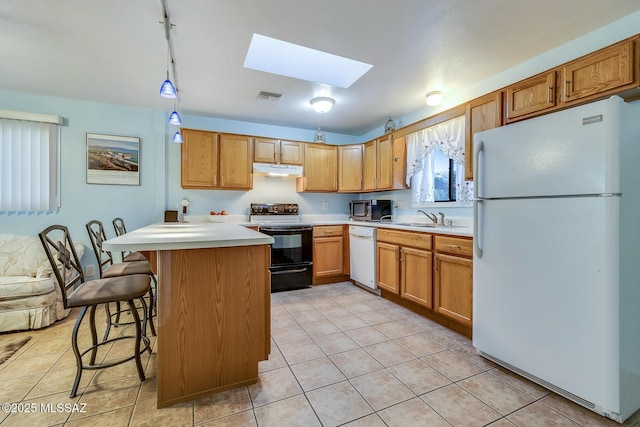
<box><xmin>349</xmin><ymin>199</ymin><xmax>392</xmax><ymax>222</ymax></box>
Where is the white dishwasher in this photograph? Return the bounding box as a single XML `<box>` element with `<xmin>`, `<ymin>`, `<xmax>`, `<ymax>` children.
<box><xmin>349</xmin><ymin>225</ymin><xmax>378</xmax><ymax>291</ymax></box>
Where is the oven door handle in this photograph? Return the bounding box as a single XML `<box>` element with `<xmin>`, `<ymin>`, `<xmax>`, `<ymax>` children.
<box><xmin>271</xmin><ymin>267</ymin><xmax>310</xmax><ymax>275</ymax></box>
<box><xmin>260</xmin><ymin>226</ymin><xmax>312</xmax><ymax>232</ymax></box>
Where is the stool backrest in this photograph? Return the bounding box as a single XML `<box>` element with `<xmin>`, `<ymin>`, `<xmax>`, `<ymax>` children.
<box><xmin>85</xmin><ymin>220</ymin><xmax>114</xmax><ymax>277</ymax></box>
<box><xmin>112</xmin><ymin>217</ymin><xmax>127</xmax><ymax>236</ymax></box>
<box><xmin>38</xmin><ymin>225</ymin><xmax>84</xmax><ymax>309</ymax></box>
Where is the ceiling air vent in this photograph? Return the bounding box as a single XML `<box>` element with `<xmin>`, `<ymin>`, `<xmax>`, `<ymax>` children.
<box><xmin>256</xmin><ymin>91</ymin><xmax>282</xmax><ymax>103</ymax></box>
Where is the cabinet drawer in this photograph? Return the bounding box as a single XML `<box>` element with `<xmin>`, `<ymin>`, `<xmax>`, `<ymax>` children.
<box><xmin>434</xmin><ymin>236</ymin><xmax>472</xmax><ymax>257</ymax></box>
<box><xmin>377</xmin><ymin>228</ymin><xmax>432</xmax><ymax>250</ymax></box>
<box><xmin>313</xmin><ymin>225</ymin><xmax>343</xmax><ymax>237</ymax></box>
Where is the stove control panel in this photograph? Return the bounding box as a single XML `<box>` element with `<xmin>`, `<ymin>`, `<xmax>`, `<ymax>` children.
<box><xmin>250</xmin><ymin>203</ymin><xmax>299</xmax><ymax>215</ymax></box>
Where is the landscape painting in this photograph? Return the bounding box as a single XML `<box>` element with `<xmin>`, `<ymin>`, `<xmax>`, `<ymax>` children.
<box><xmin>86</xmin><ymin>133</ymin><xmax>140</xmax><ymax>185</ymax></box>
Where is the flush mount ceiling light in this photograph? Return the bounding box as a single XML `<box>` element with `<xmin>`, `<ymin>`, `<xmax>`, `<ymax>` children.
<box><xmin>426</xmin><ymin>91</ymin><xmax>443</xmax><ymax>106</ymax></box>
<box><xmin>310</xmin><ymin>97</ymin><xmax>335</xmax><ymax>113</ymax></box>
<box><xmin>244</xmin><ymin>34</ymin><xmax>373</xmax><ymax>89</ymax></box>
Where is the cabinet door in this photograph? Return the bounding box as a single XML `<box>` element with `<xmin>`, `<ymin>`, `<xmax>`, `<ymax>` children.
<box><xmin>254</xmin><ymin>138</ymin><xmax>279</xmax><ymax>163</ymax></box>
<box><xmin>301</xmin><ymin>143</ymin><xmax>337</xmax><ymax>191</ymax></box>
<box><xmin>181</xmin><ymin>129</ymin><xmax>218</xmax><ymax>189</ymax></box>
<box><xmin>400</xmin><ymin>246</ymin><xmax>433</xmax><ymax>309</ymax></box>
<box><xmin>391</xmin><ymin>136</ymin><xmax>409</xmax><ymax>190</ymax></box>
<box><xmin>338</xmin><ymin>144</ymin><xmax>363</xmax><ymax>192</ymax></box>
<box><xmin>465</xmin><ymin>92</ymin><xmax>503</xmax><ymax>180</ymax></box>
<box><xmin>280</xmin><ymin>140</ymin><xmax>304</xmax><ymax>165</ymax></box>
<box><xmin>505</xmin><ymin>71</ymin><xmax>556</xmax><ymax>121</ymax></box>
<box><xmin>219</xmin><ymin>134</ymin><xmax>253</xmax><ymax>189</ymax></box>
<box><xmin>363</xmin><ymin>140</ymin><xmax>377</xmax><ymax>191</ymax></box>
<box><xmin>562</xmin><ymin>40</ymin><xmax>634</xmax><ymax>103</ymax></box>
<box><xmin>376</xmin><ymin>135</ymin><xmax>393</xmax><ymax>190</ymax></box>
<box><xmin>377</xmin><ymin>242</ymin><xmax>400</xmax><ymax>294</ymax></box>
<box><xmin>313</xmin><ymin>236</ymin><xmax>344</xmax><ymax>277</ymax></box>
<box><xmin>434</xmin><ymin>253</ymin><xmax>472</xmax><ymax>326</ymax></box>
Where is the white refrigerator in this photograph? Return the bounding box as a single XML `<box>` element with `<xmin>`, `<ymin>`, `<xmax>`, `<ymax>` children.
<box><xmin>472</xmin><ymin>96</ymin><xmax>640</xmax><ymax>423</ymax></box>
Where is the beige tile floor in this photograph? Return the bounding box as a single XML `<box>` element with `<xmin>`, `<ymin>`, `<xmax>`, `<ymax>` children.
<box><xmin>1</xmin><ymin>281</ymin><xmax>639</xmax><ymax>426</ymax></box>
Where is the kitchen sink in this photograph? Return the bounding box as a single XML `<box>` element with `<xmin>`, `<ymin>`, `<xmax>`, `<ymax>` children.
<box><xmin>394</xmin><ymin>222</ymin><xmax>438</xmax><ymax>228</ymax></box>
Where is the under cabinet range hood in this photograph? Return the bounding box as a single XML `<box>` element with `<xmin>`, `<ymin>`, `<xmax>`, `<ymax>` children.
<box><xmin>253</xmin><ymin>163</ymin><xmax>303</xmax><ymax>177</ymax></box>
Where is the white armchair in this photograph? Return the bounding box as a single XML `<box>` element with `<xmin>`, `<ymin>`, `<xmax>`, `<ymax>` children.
<box><xmin>0</xmin><ymin>234</ymin><xmax>84</xmax><ymax>332</ymax></box>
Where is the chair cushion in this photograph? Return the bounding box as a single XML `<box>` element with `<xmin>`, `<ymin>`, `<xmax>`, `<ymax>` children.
<box><xmin>0</xmin><ymin>235</ymin><xmax>48</xmax><ymax>277</ymax></box>
<box><xmin>124</xmin><ymin>251</ymin><xmax>147</xmax><ymax>262</ymax></box>
<box><xmin>0</xmin><ymin>276</ymin><xmax>56</xmax><ymax>300</ymax></box>
<box><xmin>102</xmin><ymin>260</ymin><xmax>152</xmax><ymax>278</ymax></box>
<box><xmin>67</xmin><ymin>274</ymin><xmax>150</xmax><ymax>308</ymax></box>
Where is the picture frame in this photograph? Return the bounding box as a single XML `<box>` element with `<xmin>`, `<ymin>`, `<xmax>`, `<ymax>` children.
<box><xmin>86</xmin><ymin>133</ymin><xmax>140</xmax><ymax>185</ymax></box>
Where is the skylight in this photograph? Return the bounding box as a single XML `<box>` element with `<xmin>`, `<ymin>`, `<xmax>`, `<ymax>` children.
<box><xmin>243</xmin><ymin>34</ymin><xmax>373</xmax><ymax>89</ymax></box>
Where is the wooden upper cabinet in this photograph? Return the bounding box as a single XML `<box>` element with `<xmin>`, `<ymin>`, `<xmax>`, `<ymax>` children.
<box><xmin>297</xmin><ymin>143</ymin><xmax>337</xmax><ymax>192</ymax></box>
<box><xmin>506</xmin><ymin>71</ymin><xmax>556</xmax><ymax>122</ymax></box>
<box><xmin>338</xmin><ymin>144</ymin><xmax>363</xmax><ymax>192</ymax></box>
<box><xmin>376</xmin><ymin>135</ymin><xmax>393</xmax><ymax>190</ymax></box>
<box><xmin>181</xmin><ymin>129</ymin><xmax>219</xmax><ymax>189</ymax></box>
<box><xmin>391</xmin><ymin>135</ymin><xmax>409</xmax><ymax>190</ymax></box>
<box><xmin>561</xmin><ymin>39</ymin><xmax>635</xmax><ymax>104</ymax></box>
<box><xmin>219</xmin><ymin>134</ymin><xmax>253</xmax><ymax>189</ymax></box>
<box><xmin>254</xmin><ymin>138</ymin><xmax>304</xmax><ymax>165</ymax></box>
<box><xmin>363</xmin><ymin>140</ymin><xmax>377</xmax><ymax>191</ymax></box>
<box><xmin>465</xmin><ymin>92</ymin><xmax>503</xmax><ymax>180</ymax></box>
<box><xmin>280</xmin><ymin>140</ymin><xmax>304</xmax><ymax>165</ymax></box>
<box><xmin>361</xmin><ymin>134</ymin><xmax>401</xmax><ymax>192</ymax></box>
<box><xmin>254</xmin><ymin>138</ymin><xmax>279</xmax><ymax>163</ymax></box>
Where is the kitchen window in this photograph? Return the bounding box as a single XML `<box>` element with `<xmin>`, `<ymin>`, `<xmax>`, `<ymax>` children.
<box><xmin>406</xmin><ymin>115</ymin><xmax>473</xmax><ymax>205</ymax></box>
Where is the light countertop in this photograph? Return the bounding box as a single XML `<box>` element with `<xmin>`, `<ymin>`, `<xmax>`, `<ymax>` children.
<box><xmin>102</xmin><ymin>222</ymin><xmax>274</xmax><ymax>252</ymax></box>
<box><xmin>181</xmin><ymin>214</ymin><xmax>473</xmax><ymax>237</ymax></box>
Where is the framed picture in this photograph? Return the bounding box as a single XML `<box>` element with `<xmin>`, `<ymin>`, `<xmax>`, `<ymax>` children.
<box><xmin>86</xmin><ymin>133</ymin><xmax>140</xmax><ymax>185</ymax></box>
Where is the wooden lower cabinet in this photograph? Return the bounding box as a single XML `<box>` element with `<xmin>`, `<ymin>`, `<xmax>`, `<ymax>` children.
<box><xmin>313</xmin><ymin>236</ymin><xmax>344</xmax><ymax>276</ymax></box>
<box><xmin>376</xmin><ymin>229</ymin><xmax>433</xmax><ymax>309</ymax></box>
<box><xmin>376</xmin><ymin>242</ymin><xmax>400</xmax><ymax>293</ymax></box>
<box><xmin>401</xmin><ymin>246</ymin><xmax>433</xmax><ymax>309</ymax></box>
<box><xmin>377</xmin><ymin>228</ymin><xmax>473</xmax><ymax>331</ymax></box>
<box><xmin>433</xmin><ymin>236</ymin><xmax>473</xmax><ymax>327</ymax></box>
<box><xmin>312</xmin><ymin>225</ymin><xmax>348</xmax><ymax>280</ymax></box>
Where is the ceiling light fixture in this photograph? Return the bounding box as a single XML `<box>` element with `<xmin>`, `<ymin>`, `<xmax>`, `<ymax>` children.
<box><xmin>310</xmin><ymin>97</ymin><xmax>335</xmax><ymax>113</ymax></box>
<box><xmin>160</xmin><ymin>67</ymin><xmax>177</xmax><ymax>98</ymax></box>
<box><xmin>168</xmin><ymin>99</ymin><xmax>182</xmax><ymax>125</ymax></box>
<box><xmin>426</xmin><ymin>91</ymin><xmax>443</xmax><ymax>106</ymax></box>
<box><xmin>172</xmin><ymin>130</ymin><xmax>183</xmax><ymax>143</ymax></box>
<box><xmin>159</xmin><ymin>0</ymin><xmax>183</xmax><ymax>142</ymax></box>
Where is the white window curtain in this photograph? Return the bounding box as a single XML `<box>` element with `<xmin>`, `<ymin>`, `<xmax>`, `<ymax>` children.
<box><xmin>405</xmin><ymin>115</ymin><xmax>473</xmax><ymax>203</ymax></box>
<box><xmin>0</xmin><ymin>111</ymin><xmax>61</xmax><ymax>213</ymax></box>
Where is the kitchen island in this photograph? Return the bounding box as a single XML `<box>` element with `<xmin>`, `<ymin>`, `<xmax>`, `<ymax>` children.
<box><xmin>103</xmin><ymin>222</ymin><xmax>274</xmax><ymax>408</ymax></box>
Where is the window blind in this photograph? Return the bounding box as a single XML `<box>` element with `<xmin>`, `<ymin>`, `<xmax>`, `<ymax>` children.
<box><xmin>0</xmin><ymin>111</ymin><xmax>61</xmax><ymax>212</ymax></box>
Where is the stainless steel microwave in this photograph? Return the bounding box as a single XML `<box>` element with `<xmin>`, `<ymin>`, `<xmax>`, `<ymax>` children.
<box><xmin>349</xmin><ymin>199</ymin><xmax>392</xmax><ymax>221</ymax></box>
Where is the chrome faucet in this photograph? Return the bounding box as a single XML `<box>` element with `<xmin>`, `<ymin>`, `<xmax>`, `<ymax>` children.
<box><xmin>418</xmin><ymin>210</ymin><xmax>437</xmax><ymax>223</ymax></box>
<box><xmin>438</xmin><ymin>212</ymin><xmax>446</xmax><ymax>225</ymax></box>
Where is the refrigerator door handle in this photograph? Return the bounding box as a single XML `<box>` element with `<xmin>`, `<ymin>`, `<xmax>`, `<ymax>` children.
<box><xmin>474</xmin><ymin>200</ymin><xmax>483</xmax><ymax>259</ymax></box>
<box><xmin>474</xmin><ymin>140</ymin><xmax>484</xmax><ymax>200</ymax></box>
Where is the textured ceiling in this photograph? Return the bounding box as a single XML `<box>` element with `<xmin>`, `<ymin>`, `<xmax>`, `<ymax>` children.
<box><xmin>2</xmin><ymin>0</ymin><xmax>640</xmax><ymax>135</ymax></box>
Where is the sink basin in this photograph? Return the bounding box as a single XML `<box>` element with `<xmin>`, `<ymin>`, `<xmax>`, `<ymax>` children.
<box><xmin>394</xmin><ymin>222</ymin><xmax>438</xmax><ymax>228</ymax></box>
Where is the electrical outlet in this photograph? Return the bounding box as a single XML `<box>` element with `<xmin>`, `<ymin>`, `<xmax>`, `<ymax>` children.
<box><xmin>322</xmin><ymin>201</ymin><xmax>329</xmax><ymax>211</ymax></box>
<box><xmin>85</xmin><ymin>265</ymin><xmax>96</xmax><ymax>277</ymax></box>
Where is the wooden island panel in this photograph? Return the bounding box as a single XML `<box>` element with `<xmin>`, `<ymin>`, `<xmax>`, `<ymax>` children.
<box><xmin>156</xmin><ymin>244</ymin><xmax>270</xmax><ymax>408</ymax></box>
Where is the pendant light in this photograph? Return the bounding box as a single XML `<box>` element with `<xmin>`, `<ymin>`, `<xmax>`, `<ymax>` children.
<box><xmin>172</xmin><ymin>130</ymin><xmax>183</xmax><ymax>143</ymax></box>
<box><xmin>160</xmin><ymin>45</ymin><xmax>177</xmax><ymax>98</ymax></box>
<box><xmin>168</xmin><ymin>99</ymin><xmax>182</xmax><ymax>125</ymax></box>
